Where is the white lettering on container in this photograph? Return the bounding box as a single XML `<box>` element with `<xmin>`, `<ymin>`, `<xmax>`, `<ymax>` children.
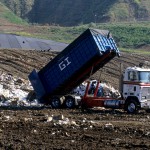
<box><xmin>59</xmin><ymin>57</ymin><xmax>71</xmax><ymax>71</ymax></box>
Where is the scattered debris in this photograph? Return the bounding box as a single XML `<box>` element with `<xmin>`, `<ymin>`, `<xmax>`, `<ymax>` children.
<box><xmin>72</xmin><ymin>80</ymin><xmax>120</xmax><ymax>98</ymax></box>
<box><xmin>47</xmin><ymin>116</ymin><xmax>53</xmax><ymax>122</ymax></box>
<box><xmin>145</xmin><ymin>132</ymin><xmax>150</xmax><ymax>136</ymax></box>
<box><xmin>24</xmin><ymin>118</ymin><xmax>33</xmax><ymax>122</ymax></box>
<box><xmin>3</xmin><ymin>115</ymin><xmax>11</xmax><ymax>121</ymax></box>
<box><xmin>104</xmin><ymin>123</ymin><xmax>114</xmax><ymax>130</ymax></box>
<box><xmin>0</xmin><ymin>72</ymin><xmax>41</xmax><ymax>107</ymax></box>
<box><xmin>46</xmin><ymin>114</ymin><xmax>80</xmax><ymax>126</ymax></box>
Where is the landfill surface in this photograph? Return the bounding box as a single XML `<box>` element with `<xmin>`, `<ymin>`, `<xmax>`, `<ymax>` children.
<box><xmin>0</xmin><ymin>49</ymin><xmax>150</xmax><ymax>149</ymax></box>
<box><xmin>0</xmin><ymin>33</ymin><xmax>68</xmax><ymax>51</ymax></box>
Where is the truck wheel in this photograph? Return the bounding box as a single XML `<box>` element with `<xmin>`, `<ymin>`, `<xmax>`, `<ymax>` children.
<box><xmin>51</xmin><ymin>96</ymin><xmax>62</xmax><ymax>109</ymax></box>
<box><xmin>64</xmin><ymin>96</ymin><xmax>75</xmax><ymax>109</ymax></box>
<box><xmin>145</xmin><ymin>109</ymin><xmax>150</xmax><ymax>113</ymax></box>
<box><xmin>126</xmin><ymin>100</ymin><xmax>139</xmax><ymax>114</ymax></box>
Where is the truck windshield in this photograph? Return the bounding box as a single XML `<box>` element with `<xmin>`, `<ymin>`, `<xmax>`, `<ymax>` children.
<box><xmin>139</xmin><ymin>71</ymin><xmax>150</xmax><ymax>83</ymax></box>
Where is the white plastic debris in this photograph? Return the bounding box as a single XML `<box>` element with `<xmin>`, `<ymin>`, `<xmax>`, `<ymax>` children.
<box><xmin>90</xmin><ymin>125</ymin><xmax>93</xmax><ymax>129</ymax></box>
<box><xmin>47</xmin><ymin>116</ymin><xmax>53</xmax><ymax>122</ymax></box>
<box><xmin>83</xmin><ymin>128</ymin><xmax>88</xmax><ymax>130</ymax></box>
<box><xmin>70</xmin><ymin>120</ymin><xmax>78</xmax><ymax>126</ymax></box>
<box><xmin>104</xmin><ymin>123</ymin><xmax>114</xmax><ymax>130</ymax></box>
<box><xmin>0</xmin><ymin>84</ymin><xmax>3</xmax><ymax>93</ymax></box>
<box><xmin>65</xmin><ymin>132</ymin><xmax>70</xmax><ymax>137</ymax></box>
<box><xmin>72</xmin><ymin>80</ymin><xmax>120</xmax><ymax>98</ymax></box>
<box><xmin>82</xmin><ymin>118</ymin><xmax>87</xmax><ymax>123</ymax></box>
<box><xmin>4</xmin><ymin>115</ymin><xmax>11</xmax><ymax>121</ymax></box>
<box><xmin>145</xmin><ymin>132</ymin><xmax>150</xmax><ymax>136</ymax></box>
<box><xmin>52</xmin><ymin>132</ymin><xmax>55</xmax><ymax>135</ymax></box>
<box><xmin>24</xmin><ymin>118</ymin><xmax>33</xmax><ymax>122</ymax></box>
<box><xmin>33</xmin><ymin>130</ymin><xmax>37</xmax><ymax>133</ymax></box>
<box><xmin>0</xmin><ymin>72</ymin><xmax>42</xmax><ymax>107</ymax></box>
<box><xmin>47</xmin><ymin>115</ymin><xmax>77</xmax><ymax>126</ymax></box>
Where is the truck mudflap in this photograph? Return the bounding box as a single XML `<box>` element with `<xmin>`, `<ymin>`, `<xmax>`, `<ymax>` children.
<box><xmin>28</xmin><ymin>69</ymin><xmax>46</xmax><ymax>101</ymax></box>
<box><xmin>141</xmin><ymin>100</ymin><xmax>150</xmax><ymax>109</ymax></box>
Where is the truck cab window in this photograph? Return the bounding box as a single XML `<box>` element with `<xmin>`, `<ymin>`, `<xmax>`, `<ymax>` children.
<box><xmin>128</xmin><ymin>71</ymin><xmax>137</xmax><ymax>81</ymax></box>
<box><xmin>139</xmin><ymin>71</ymin><xmax>150</xmax><ymax>83</ymax></box>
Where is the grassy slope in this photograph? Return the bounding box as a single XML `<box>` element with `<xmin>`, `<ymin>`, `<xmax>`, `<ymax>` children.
<box><xmin>0</xmin><ymin>2</ymin><xmax>27</xmax><ymax>25</ymax></box>
<box><xmin>3</xmin><ymin>22</ymin><xmax>149</xmax><ymax>54</ymax></box>
<box><xmin>24</xmin><ymin>22</ymin><xmax>150</xmax><ymax>49</ymax></box>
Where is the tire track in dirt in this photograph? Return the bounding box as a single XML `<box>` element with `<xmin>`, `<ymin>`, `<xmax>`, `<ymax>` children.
<box><xmin>0</xmin><ymin>49</ymin><xmax>56</xmax><ymax>78</ymax></box>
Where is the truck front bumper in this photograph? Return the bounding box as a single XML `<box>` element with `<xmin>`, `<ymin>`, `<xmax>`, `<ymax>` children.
<box><xmin>141</xmin><ymin>100</ymin><xmax>150</xmax><ymax>109</ymax></box>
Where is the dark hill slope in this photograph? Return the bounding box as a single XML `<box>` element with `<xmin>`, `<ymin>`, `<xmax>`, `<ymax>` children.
<box><xmin>1</xmin><ymin>0</ymin><xmax>150</xmax><ymax>26</ymax></box>
<box><xmin>29</xmin><ymin>0</ymin><xmax>117</xmax><ymax>26</ymax></box>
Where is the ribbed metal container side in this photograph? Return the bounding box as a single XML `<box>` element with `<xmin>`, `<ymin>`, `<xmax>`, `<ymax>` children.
<box><xmin>38</xmin><ymin>28</ymin><xmax>119</xmax><ymax>96</ymax></box>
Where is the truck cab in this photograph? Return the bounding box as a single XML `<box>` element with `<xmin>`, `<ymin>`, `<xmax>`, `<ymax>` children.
<box><xmin>123</xmin><ymin>67</ymin><xmax>150</xmax><ymax>113</ymax></box>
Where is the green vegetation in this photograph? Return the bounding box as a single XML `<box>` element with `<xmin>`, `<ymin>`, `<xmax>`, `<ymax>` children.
<box><xmin>133</xmin><ymin>0</ymin><xmax>141</xmax><ymax>5</ymax></box>
<box><xmin>96</xmin><ymin>22</ymin><xmax>150</xmax><ymax>48</ymax></box>
<box><xmin>0</xmin><ymin>0</ymin><xmax>34</xmax><ymax>18</ymax></box>
<box><xmin>0</xmin><ymin>0</ymin><xmax>150</xmax><ymax>26</ymax></box>
<box><xmin>2</xmin><ymin>11</ymin><xmax>27</xmax><ymax>25</ymax></box>
<box><xmin>121</xmin><ymin>48</ymin><xmax>150</xmax><ymax>55</ymax></box>
<box><xmin>32</xmin><ymin>22</ymin><xmax>150</xmax><ymax>48</ymax></box>
<box><xmin>6</xmin><ymin>22</ymin><xmax>149</xmax><ymax>50</ymax></box>
<box><xmin>0</xmin><ymin>2</ymin><xmax>27</xmax><ymax>25</ymax></box>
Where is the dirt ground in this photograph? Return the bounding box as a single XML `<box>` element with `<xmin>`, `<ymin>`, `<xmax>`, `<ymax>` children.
<box><xmin>0</xmin><ymin>49</ymin><xmax>150</xmax><ymax>149</ymax></box>
<box><xmin>1</xmin><ymin>108</ymin><xmax>150</xmax><ymax>150</ymax></box>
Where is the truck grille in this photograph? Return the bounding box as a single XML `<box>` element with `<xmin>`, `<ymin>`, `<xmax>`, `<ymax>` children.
<box><xmin>142</xmin><ymin>87</ymin><xmax>150</xmax><ymax>100</ymax></box>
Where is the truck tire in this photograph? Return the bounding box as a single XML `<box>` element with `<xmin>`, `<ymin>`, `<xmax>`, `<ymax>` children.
<box><xmin>51</xmin><ymin>96</ymin><xmax>62</xmax><ymax>109</ymax></box>
<box><xmin>145</xmin><ymin>109</ymin><xmax>150</xmax><ymax>113</ymax></box>
<box><xmin>126</xmin><ymin>99</ymin><xmax>139</xmax><ymax>114</ymax></box>
<box><xmin>64</xmin><ymin>96</ymin><xmax>75</xmax><ymax>109</ymax></box>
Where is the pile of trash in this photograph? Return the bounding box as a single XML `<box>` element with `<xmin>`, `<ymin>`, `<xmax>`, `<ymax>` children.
<box><xmin>0</xmin><ymin>72</ymin><xmax>120</xmax><ymax>107</ymax></box>
<box><xmin>72</xmin><ymin>80</ymin><xmax>121</xmax><ymax>98</ymax></box>
<box><xmin>0</xmin><ymin>72</ymin><xmax>40</xmax><ymax>107</ymax></box>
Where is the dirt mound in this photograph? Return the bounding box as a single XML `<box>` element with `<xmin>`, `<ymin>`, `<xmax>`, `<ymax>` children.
<box><xmin>0</xmin><ymin>49</ymin><xmax>57</xmax><ymax>79</ymax></box>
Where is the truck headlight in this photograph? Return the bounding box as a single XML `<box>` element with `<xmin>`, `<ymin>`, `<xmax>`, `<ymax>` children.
<box><xmin>142</xmin><ymin>96</ymin><xmax>146</xmax><ymax>99</ymax></box>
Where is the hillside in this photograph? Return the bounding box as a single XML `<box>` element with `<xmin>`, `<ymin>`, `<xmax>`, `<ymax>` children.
<box><xmin>0</xmin><ymin>2</ymin><xmax>27</xmax><ymax>25</ymax></box>
<box><xmin>0</xmin><ymin>0</ymin><xmax>150</xmax><ymax>26</ymax></box>
<box><xmin>0</xmin><ymin>0</ymin><xmax>149</xmax><ymax>50</ymax></box>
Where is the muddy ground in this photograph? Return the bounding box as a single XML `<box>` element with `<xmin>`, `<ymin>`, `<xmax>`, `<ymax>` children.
<box><xmin>0</xmin><ymin>49</ymin><xmax>150</xmax><ymax>149</ymax></box>
<box><xmin>1</xmin><ymin>108</ymin><xmax>150</xmax><ymax>150</ymax></box>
